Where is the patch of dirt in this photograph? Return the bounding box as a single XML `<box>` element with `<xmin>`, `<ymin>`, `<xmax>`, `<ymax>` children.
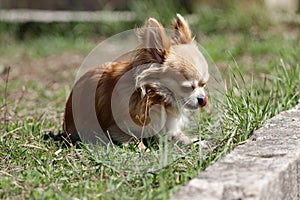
<box><xmin>0</xmin><ymin>52</ymin><xmax>85</xmax><ymax>125</ymax></box>
<box><xmin>268</xmin><ymin>23</ymin><xmax>300</xmax><ymax>41</ymax></box>
<box><xmin>0</xmin><ymin>52</ymin><xmax>84</xmax><ymax>86</ymax></box>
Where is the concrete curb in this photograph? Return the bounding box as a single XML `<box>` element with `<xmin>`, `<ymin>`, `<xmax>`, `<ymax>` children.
<box><xmin>171</xmin><ymin>103</ymin><xmax>300</xmax><ymax>200</ymax></box>
<box><xmin>0</xmin><ymin>9</ymin><xmax>135</xmax><ymax>23</ymax></box>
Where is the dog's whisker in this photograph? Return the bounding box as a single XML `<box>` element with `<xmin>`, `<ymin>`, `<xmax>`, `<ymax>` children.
<box><xmin>182</xmin><ymin>96</ymin><xmax>193</xmax><ymax>107</ymax></box>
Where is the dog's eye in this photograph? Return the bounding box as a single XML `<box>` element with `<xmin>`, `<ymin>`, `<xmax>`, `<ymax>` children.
<box><xmin>199</xmin><ymin>81</ymin><xmax>206</xmax><ymax>88</ymax></box>
<box><xmin>181</xmin><ymin>85</ymin><xmax>194</xmax><ymax>92</ymax></box>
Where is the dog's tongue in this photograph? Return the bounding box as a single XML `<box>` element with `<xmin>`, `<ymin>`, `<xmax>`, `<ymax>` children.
<box><xmin>201</xmin><ymin>97</ymin><xmax>208</xmax><ymax>107</ymax></box>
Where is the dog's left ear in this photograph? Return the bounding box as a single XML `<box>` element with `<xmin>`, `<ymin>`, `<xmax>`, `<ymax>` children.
<box><xmin>137</xmin><ymin>18</ymin><xmax>171</xmax><ymax>63</ymax></box>
<box><xmin>173</xmin><ymin>14</ymin><xmax>193</xmax><ymax>44</ymax></box>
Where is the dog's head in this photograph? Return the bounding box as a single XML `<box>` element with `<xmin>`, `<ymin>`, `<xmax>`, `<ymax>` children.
<box><xmin>134</xmin><ymin>14</ymin><xmax>209</xmax><ymax>110</ymax></box>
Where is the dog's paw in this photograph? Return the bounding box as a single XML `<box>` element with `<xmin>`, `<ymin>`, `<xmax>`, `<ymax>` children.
<box><xmin>191</xmin><ymin>139</ymin><xmax>209</xmax><ymax>149</ymax></box>
<box><xmin>170</xmin><ymin>132</ymin><xmax>192</xmax><ymax>145</ymax></box>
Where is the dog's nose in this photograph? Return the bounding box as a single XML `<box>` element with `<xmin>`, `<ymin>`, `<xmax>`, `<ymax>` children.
<box><xmin>197</xmin><ymin>96</ymin><xmax>208</xmax><ymax>107</ymax></box>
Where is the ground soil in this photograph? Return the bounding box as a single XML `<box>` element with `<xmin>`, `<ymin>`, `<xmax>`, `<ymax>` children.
<box><xmin>0</xmin><ymin>52</ymin><xmax>85</xmax><ymax>126</ymax></box>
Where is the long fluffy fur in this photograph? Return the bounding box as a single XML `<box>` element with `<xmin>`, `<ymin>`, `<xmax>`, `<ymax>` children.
<box><xmin>63</xmin><ymin>14</ymin><xmax>209</xmax><ymax>145</ymax></box>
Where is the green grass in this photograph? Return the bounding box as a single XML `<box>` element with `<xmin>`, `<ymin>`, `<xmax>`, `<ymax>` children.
<box><xmin>1</xmin><ymin>61</ymin><xmax>299</xmax><ymax>199</ymax></box>
<box><xmin>192</xmin><ymin>1</ymin><xmax>271</xmax><ymax>34</ymax></box>
<box><xmin>0</xmin><ymin>35</ymin><xmax>94</xmax><ymax>58</ymax></box>
<box><xmin>1</xmin><ymin>1</ymin><xmax>300</xmax><ymax>199</ymax></box>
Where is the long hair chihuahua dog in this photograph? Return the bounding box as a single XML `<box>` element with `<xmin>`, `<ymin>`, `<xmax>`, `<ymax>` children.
<box><xmin>63</xmin><ymin>14</ymin><xmax>209</xmax><ymax>145</ymax></box>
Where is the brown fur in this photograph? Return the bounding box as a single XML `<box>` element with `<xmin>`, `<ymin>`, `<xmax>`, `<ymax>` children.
<box><xmin>63</xmin><ymin>14</ymin><xmax>209</xmax><ymax>145</ymax></box>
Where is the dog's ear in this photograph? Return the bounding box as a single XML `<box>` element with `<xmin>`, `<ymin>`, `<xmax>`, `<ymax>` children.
<box><xmin>136</xmin><ymin>18</ymin><xmax>171</xmax><ymax>63</ymax></box>
<box><xmin>172</xmin><ymin>14</ymin><xmax>193</xmax><ymax>44</ymax></box>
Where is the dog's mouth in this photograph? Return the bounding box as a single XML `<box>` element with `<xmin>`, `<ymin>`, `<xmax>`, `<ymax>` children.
<box><xmin>183</xmin><ymin>96</ymin><xmax>208</xmax><ymax>110</ymax></box>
